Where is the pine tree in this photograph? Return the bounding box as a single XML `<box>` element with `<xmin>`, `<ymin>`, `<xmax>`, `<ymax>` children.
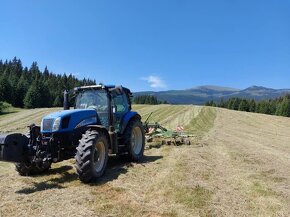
<box><xmin>24</xmin><ymin>81</ymin><xmax>41</xmax><ymax>108</ymax></box>
<box><xmin>276</xmin><ymin>97</ymin><xmax>290</xmax><ymax>117</ymax></box>
<box><xmin>219</xmin><ymin>98</ymin><xmax>225</xmax><ymax>108</ymax></box>
<box><xmin>133</xmin><ymin>95</ymin><xmax>159</xmax><ymax>105</ymax></box>
<box><xmin>268</xmin><ymin>100</ymin><xmax>277</xmax><ymax>115</ymax></box>
<box><xmin>0</xmin><ymin>101</ymin><xmax>3</xmax><ymax>113</ymax></box>
<box><xmin>256</xmin><ymin>101</ymin><xmax>271</xmax><ymax>114</ymax></box>
<box><xmin>53</xmin><ymin>95</ymin><xmax>63</xmax><ymax>107</ymax></box>
<box><xmin>227</xmin><ymin>98</ymin><xmax>234</xmax><ymax>109</ymax></box>
<box><xmin>232</xmin><ymin>98</ymin><xmax>241</xmax><ymax>110</ymax></box>
<box><xmin>14</xmin><ymin>76</ymin><xmax>29</xmax><ymax>107</ymax></box>
<box><xmin>249</xmin><ymin>99</ymin><xmax>256</xmax><ymax>112</ymax></box>
<box><xmin>0</xmin><ymin>58</ymin><xmax>96</xmax><ymax>108</ymax></box>
<box><xmin>0</xmin><ymin>76</ymin><xmax>12</xmax><ymax>103</ymax></box>
<box><xmin>238</xmin><ymin>99</ymin><xmax>250</xmax><ymax>112</ymax></box>
<box><xmin>205</xmin><ymin>101</ymin><xmax>211</xmax><ymax>106</ymax></box>
<box><xmin>24</xmin><ymin>80</ymin><xmax>51</xmax><ymax>108</ymax></box>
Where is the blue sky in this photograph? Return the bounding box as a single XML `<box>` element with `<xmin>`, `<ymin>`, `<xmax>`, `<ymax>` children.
<box><xmin>0</xmin><ymin>0</ymin><xmax>289</xmax><ymax>92</ymax></box>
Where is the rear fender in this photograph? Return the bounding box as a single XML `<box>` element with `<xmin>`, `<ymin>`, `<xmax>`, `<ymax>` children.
<box><xmin>0</xmin><ymin>133</ymin><xmax>29</xmax><ymax>162</ymax></box>
<box><xmin>119</xmin><ymin>112</ymin><xmax>141</xmax><ymax>134</ymax></box>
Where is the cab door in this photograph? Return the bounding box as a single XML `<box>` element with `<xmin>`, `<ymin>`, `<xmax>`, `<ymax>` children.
<box><xmin>111</xmin><ymin>92</ymin><xmax>129</xmax><ymax>131</ymax></box>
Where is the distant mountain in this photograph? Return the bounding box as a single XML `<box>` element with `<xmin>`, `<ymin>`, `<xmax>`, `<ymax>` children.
<box><xmin>190</xmin><ymin>85</ymin><xmax>240</xmax><ymax>92</ymax></box>
<box><xmin>134</xmin><ymin>85</ymin><xmax>290</xmax><ymax>105</ymax></box>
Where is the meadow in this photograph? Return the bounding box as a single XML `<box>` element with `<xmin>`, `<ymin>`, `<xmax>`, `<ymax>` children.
<box><xmin>1</xmin><ymin>105</ymin><xmax>290</xmax><ymax>216</ymax></box>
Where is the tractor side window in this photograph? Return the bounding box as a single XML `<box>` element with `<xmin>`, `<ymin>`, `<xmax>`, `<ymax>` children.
<box><xmin>112</xmin><ymin>93</ymin><xmax>129</xmax><ymax>131</ymax></box>
<box><xmin>112</xmin><ymin>94</ymin><xmax>128</xmax><ymax>113</ymax></box>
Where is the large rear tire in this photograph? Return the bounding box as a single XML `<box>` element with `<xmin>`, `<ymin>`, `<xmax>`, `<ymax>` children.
<box><xmin>75</xmin><ymin>130</ymin><xmax>108</xmax><ymax>183</ymax></box>
<box><xmin>123</xmin><ymin>119</ymin><xmax>145</xmax><ymax>161</ymax></box>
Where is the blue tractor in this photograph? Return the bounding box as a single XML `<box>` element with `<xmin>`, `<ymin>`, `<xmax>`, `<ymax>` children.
<box><xmin>0</xmin><ymin>85</ymin><xmax>145</xmax><ymax>182</ymax></box>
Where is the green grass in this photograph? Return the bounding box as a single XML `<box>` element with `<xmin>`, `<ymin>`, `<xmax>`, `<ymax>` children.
<box><xmin>161</xmin><ymin>147</ymin><xmax>214</xmax><ymax>216</ymax></box>
<box><xmin>137</xmin><ymin>105</ymin><xmax>185</xmax><ymax>123</ymax></box>
<box><xmin>250</xmin><ymin>181</ymin><xmax>277</xmax><ymax>197</ymax></box>
<box><xmin>0</xmin><ymin>104</ymin><xmax>22</xmax><ymax>116</ymax></box>
<box><xmin>246</xmin><ymin>181</ymin><xmax>282</xmax><ymax>215</ymax></box>
<box><xmin>174</xmin><ymin>185</ymin><xmax>213</xmax><ymax>209</ymax></box>
<box><xmin>0</xmin><ymin>107</ymin><xmax>61</xmax><ymax>133</ymax></box>
<box><xmin>186</xmin><ymin>106</ymin><xmax>217</xmax><ymax>136</ymax></box>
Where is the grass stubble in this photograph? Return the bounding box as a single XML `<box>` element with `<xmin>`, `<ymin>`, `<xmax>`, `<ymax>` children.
<box><xmin>1</xmin><ymin>105</ymin><xmax>290</xmax><ymax>216</ymax></box>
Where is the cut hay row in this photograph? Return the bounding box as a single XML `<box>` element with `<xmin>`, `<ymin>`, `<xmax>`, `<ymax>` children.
<box><xmin>0</xmin><ymin>108</ymin><xmax>60</xmax><ymax>133</ymax></box>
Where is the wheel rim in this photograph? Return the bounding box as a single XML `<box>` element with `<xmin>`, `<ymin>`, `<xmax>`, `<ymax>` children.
<box><xmin>93</xmin><ymin>140</ymin><xmax>106</xmax><ymax>173</ymax></box>
<box><xmin>131</xmin><ymin>126</ymin><xmax>143</xmax><ymax>155</ymax></box>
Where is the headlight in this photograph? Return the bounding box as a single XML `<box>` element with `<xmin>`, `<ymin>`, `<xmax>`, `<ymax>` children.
<box><xmin>41</xmin><ymin>118</ymin><xmax>55</xmax><ymax>131</ymax></box>
<box><xmin>52</xmin><ymin>117</ymin><xmax>61</xmax><ymax>131</ymax></box>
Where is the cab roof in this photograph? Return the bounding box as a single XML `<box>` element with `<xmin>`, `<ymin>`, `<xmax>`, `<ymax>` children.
<box><xmin>74</xmin><ymin>84</ymin><xmax>132</xmax><ymax>98</ymax></box>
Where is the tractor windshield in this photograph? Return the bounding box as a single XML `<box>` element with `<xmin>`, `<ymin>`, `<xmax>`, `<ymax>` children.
<box><xmin>75</xmin><ymin>90</ymin><xmax>108</xmax><ymax>113</ymax></box>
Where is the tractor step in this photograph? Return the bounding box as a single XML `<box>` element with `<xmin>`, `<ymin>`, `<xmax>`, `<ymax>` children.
<box><xmin>116</xmin><ymin>144</ymin><xmax>128</xmax><ymax>154</ymax></box>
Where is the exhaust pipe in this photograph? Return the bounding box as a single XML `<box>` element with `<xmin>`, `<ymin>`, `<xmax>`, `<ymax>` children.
<box><xmin>0</xmin><ymin>133</ymin><xmax>29</xmax><ymax>162</ymax></box>
<box><xmin>63</xmin><ymin>90</ymin><xmax>69</xmax><ymax>110</ymax></box>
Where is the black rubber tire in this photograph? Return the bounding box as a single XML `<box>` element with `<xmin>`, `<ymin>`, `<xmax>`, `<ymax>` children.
<box><xmin>15</xmin><ymin>162</ymin><xmax>51</xmax><ymax>176</ymax></box>
<box><xmin>122</xmin><ymin>119</ymin><xmax>145</xmax><ymax>161</ymax></box>
<box><xmin>75</xmin><ymin>130</ymin><xmax>108</xmax><ymax>183</ymax></box>
<box><xmin>185</xmin><ymin>139</ymin><xmax>191</xmax><ymax>145</ymax></box>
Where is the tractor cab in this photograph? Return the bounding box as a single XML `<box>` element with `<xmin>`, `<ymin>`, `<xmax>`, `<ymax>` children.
<box><xmin>72</xmin><ymin>84</ymin><xmax>132</xmax><ymax>132</ymax></box>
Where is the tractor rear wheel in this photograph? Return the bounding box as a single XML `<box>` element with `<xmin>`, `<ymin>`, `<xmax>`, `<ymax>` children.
<box><xmin>75</xmin><ymin>130</ymin><xmax>108</xmax><ymax>183</ymax></box>
<box><xmin>123</xmin><ymin>119</ymin><xmax>145</xmax><ymax>161</ymax></box>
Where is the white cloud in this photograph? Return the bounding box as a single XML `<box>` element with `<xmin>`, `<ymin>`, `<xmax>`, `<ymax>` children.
<box><xmin>141</xmin><ymin>75</ymin><xmax>167</xmax><ymax>89</ymax></box>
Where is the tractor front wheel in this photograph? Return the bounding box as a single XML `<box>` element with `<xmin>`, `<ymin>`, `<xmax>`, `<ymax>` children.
<box><xmin>75</xmin><ymin>130</ymin><xmax>108</xmax><ymax>183</ymax></box>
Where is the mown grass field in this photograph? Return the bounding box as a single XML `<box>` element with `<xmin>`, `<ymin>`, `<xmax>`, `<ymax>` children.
<box><xmin>1</xmin><ymin>105</ymin><xmax>290</xmax><ymax>216</ymax></box>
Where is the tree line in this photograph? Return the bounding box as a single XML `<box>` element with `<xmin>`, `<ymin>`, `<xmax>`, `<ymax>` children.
<box><xmin>0</xmin><ymin>102</ymin><xmax>11</xmax><ymax>114</ymax></box>
<box><xmin>0</xmin><ymin>57</ymin><xmax>95</xmax><ymax>108</ymax></box>
<box><xmin>133</xmin><ymin>95</ymin><xmax>168</xmax><ymax>105</ymax></box>
<box><xmin>205</xmin><ymin>95</ymin><xmax>290</xmax><ymax>117</ymax></box>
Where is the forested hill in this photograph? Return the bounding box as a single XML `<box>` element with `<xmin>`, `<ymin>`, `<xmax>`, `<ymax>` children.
<box><xmin>0</xmin><ymin>57</ymin><xmax>95</xmax><ymax>108</ymax></box>
<box><xmin>134</xmin><ymin>85</ymin><xmax>290</xmax><ymax>105</ymax></box>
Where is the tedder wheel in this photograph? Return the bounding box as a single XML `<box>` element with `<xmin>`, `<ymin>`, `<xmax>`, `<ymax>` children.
<box><xmin>15</xmin><ymin>161</ymin><xmax>51</xmax><ymax>176</ymax></box>
<box><xmin>123</xmin><ymin>119</ymin><xmax>145</xmax><ymax>161</ymax></box>
<box><xmin>75</xmin><ymin>129</ymin><xmax>108</xmax><ymax>183</ymax></box>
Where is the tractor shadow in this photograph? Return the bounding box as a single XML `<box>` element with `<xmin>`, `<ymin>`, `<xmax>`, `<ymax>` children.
<box><xmin>16</xmin><ymin>165</ymin><xmax>75</xmax><ymax>194</ymax></box>
<box><xmin>90</xmin><ymin>155</ymin><xmax>163</xmax><ymax>186</ymax></box>
<box><xmin>16</xmin><ymin>155</ymin><xmax>162</xmax><ymax>194</ymax></box>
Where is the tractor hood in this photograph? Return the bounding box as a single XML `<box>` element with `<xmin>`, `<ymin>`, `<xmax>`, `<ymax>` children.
<box><xmin>41</xmin><ymin>109</ymin><xmax>97</xmax><ymax>133</ymax></box>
